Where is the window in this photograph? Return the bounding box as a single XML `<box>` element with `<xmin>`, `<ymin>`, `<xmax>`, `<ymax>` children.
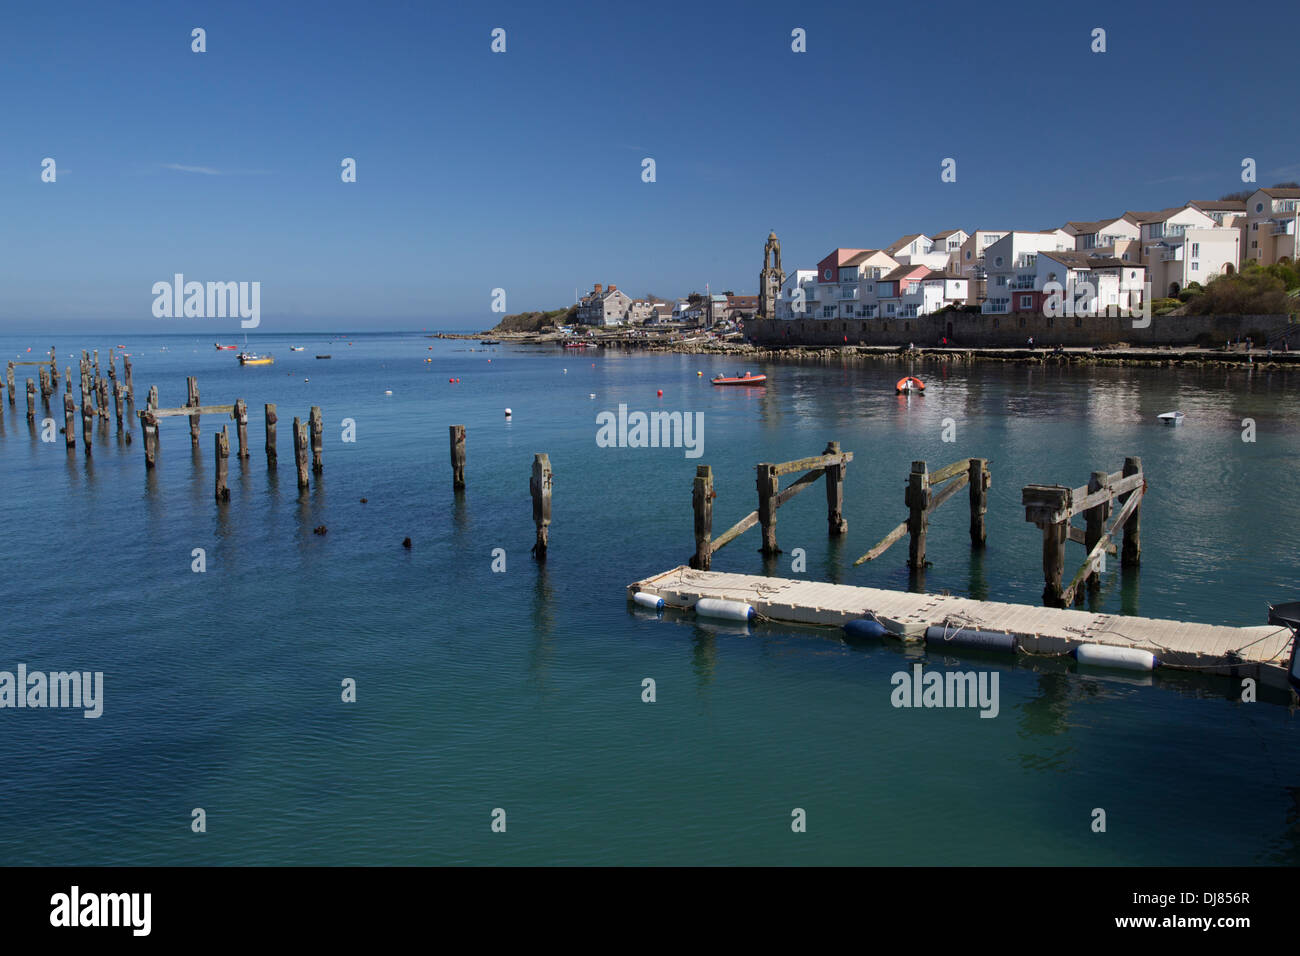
<box><xmin>1252</xmin><ymin>223</ymin><xmax>1258</xmax><ymax>231</ymax></box>
<box><xmin>1191</xmin><ymin>243</ymin><xmax>1200</xmax><ymax>257</ymax></box>
<box><xmin>824</xmin><ymin>269</ymin><xmax>832</xmax><ymax>279</ymax></box>
<box><xmin>1252</xmin><ymin>240</ymin><xmax>1258</xmax><ymax>249</ymax></box>
<box><xmin>996</xmin><ymin>275</ymin><xmax>1006</xmax><ymax>286</ymax></box>
<box><xmin>886</xmin><ymin>304</ymin><xmax>896</xmax><ymax>315</ymax></box>
<box><xmin>965</xmin><ymin>250</ymin><xmax>972</xmax><ymax>260</ymax></box>
<box><xmin>995</xmin><ymin>256</ymin><xmax>1004</xmax><ymax>267</ymax></box>
<box><xmin>1256</xmin><ymin>202</ymin><xmax>1264</xmax><ymax>212</ymax></box>
<box><xmin>1191</xmin><ymin>262</ymin><xmax>1199</xmax><ymax>271</ymax></box>
<box><xmin>1020</xmin><ymin>295</ymin><xmax>1033</xmax><ymax>309</ymax></box>
<box><xmin>865</xmin><ymin>284</ymin><xmax>873</xmax><ymax>292</ymax></box>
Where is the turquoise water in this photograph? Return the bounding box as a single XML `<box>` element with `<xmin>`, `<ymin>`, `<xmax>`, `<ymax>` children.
<box><xmin>1</xmin><ymin>332</ymin><xmax>1297</xmax><ymax>865</ymax></box>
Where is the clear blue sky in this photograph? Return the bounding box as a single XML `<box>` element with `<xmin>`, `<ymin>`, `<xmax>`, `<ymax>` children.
<box><xmin>1</xmin><ymin>0</ymin><xmax>1297</xmax><ymax>331</ymax></box>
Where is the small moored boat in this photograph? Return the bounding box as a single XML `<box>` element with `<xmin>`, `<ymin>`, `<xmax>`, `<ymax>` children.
<box><xmin>712</xmin><ymin>372</ymin><xmax>767</xmax><ymax>386</ymax></box>
<box><xmin>896</xmin><ymin>376</ymin><xmax>925</xmax><ymax>394</ymax></box>
<box><xmin>238</xmin><ymin>352</ymin><xmax>274</xmax><ymax>366</ymax></box>
<box><xmin>215</xmin><ymin>343</ymin><xmax>238</xmax><ymax>350</ymax></box>
<box><xmin>290</xmin><ymin>346</ymin><xmax>305</xmax><ymax>352</ymax></box>
<box><xmin>1157</xmin><ymin>411</ymin><xmax>1184</xmax><ymax>425</ymax></box>
<box><xmin>315</xmin><ymin>354</ymin><xmax>331</xmax><ymax>360</ymax></box>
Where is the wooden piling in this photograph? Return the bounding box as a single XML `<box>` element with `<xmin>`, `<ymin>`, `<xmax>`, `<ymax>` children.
<box><xmin>113</xmin><ymin>383</ymin><xmax>124</xmax><ymax>433</ymax></box>
<box><xmin>691</xmin><ymin>464</ymin><xmax>714</xmax><ymax>570</ymax></box>
<box><xmin>823</xmin><ymin>440</ymin><xmax>847</xmax><ymax>536</ymax></box>
<box><xmin>968</xmin><ymin>458</ymin><xmax>989</xmax><ymax>548</ymax></box>
<box><xmin>147</xmin><ymin>385</ymin><xmax>157</xmax><ymax>411</ymax></box>
<box><xmin>449</xmin><ymin>424</ymin><xmax>466</xmax><ymax>489</ymax></box>
<box><xmin>1083</xmin><ymin>470</ymin><xmax>1111</xmax><ymax>596</ymax></box>
<box><xmin>906</xmin><ymin>461</ymin><xmax>930</xmax><ymax>570</ymax></box>
<box><xmin>80</xmin><ymin>386</ymin><xmax>93</xmax><ymax>455</ymax></box>
<box><xmin>530</xmin><ymin>453</ymin><xmax>552</xmax><ymax>560</ymax></box>
<box><xmin>756</xmin><ymin>462</ymin><xmax>780</xmax><ymax>556</ymax></box>
<box><xmin>215</xmin><ymin>426</ymin><xmax>231</xmax><ymax>502</ymax></box>
<box><xmin>6</xmin><ymin>363</ymin><xmax>14</xmax><ymax>406</ymax></box>
<box><xmin>38</xmin><ymin>367</ymin><xmax>51</xmax><ymax>408</ymax></box>
<box><xmin>49</xmin><ymin>348</ymin><xmax>58</xmax><ymax>386</ymax></box>
<box><xmin>123</xmin><ymin>354</ymin><xmax>134</xmax><ymax>402</ymax></box>
<box><xmin>63</xmin><ymin>393</ymin><xmax>75</xmax><ymax>448</ymax></box>
<box><xmin>1121</xmin><ymin>456</ymin><xmax>1142</xmax><ymax>567</ymax></box>
<box><xmin>292</xmin><ymin>417</ymin><xmax>309</xmax><ymax>489</ymax></box>
<box><xmin>264</xmin><ymin>403</ymin><xmax>278</xmax><ymax>467</ymax></box>
<box><xmin>187</xmin><ymin>377</ymin><xmax>201</xmax><ymax>448</ymax></box>
<box><xmin>64</xmin><ymin>366</ymin><xmax>71</xmax><ymax>395</ymax></box>
<box><xmin>309</xmin><ymin>406</ymin><xmax>323</xmax><ymax>473</ymax></box>
<box><xmin>140</xmin><ymin>411</ymin><xmax>159</xmax><ymax>468</ymax></box>
<box><xmin>25</xmin><ymin>379</ymin><xmax>36</xmax><ymax>423</ymax></box>
<box><xmin>232</xmin><ymin>399</ymin><xmax>249</xmax><ymax>459</ymax></box>
<box><xmin>1023</xmin><ymin>485</ymin><xmax>1072</xmax><ymax>607</ymax></box>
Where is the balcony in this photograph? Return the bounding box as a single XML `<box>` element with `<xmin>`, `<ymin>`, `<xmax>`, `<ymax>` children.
<box><xmin>1272</xmin><ymin>222</ymin><xmax>1295</xmax><ymax>236</ymax></box>
<box><xmin>838</xmin><ymin>288</ymin><xmax>859</xmax><ymax>299</ymax></box>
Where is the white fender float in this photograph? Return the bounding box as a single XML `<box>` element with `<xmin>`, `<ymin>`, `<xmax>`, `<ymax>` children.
<box><xmin>632</xmin><ymin>592</ymin><xmax>664</xmax><ymax>611</ymax></box>
<box><xmin>1075</xmin><ymin>644</ymin><xmax>1157</xmax><ymax>672</ymax></box>
<box><xmin>694</xmin><ymin>598</ymin><xmax>755</xmax><ymax>622</ymax></box>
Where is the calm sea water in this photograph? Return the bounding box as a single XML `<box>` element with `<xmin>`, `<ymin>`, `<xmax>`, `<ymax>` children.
<box><xmin>1</xmin><ymin>331</ymin><xmax>1297</xmax><ymax>865</ymax></box>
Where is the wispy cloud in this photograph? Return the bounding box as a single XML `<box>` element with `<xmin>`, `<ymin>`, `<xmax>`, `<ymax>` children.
<box><xmin>159</xmin><ymin>163</ymin><xmax>223</xmax><ymax>176</ymax></box>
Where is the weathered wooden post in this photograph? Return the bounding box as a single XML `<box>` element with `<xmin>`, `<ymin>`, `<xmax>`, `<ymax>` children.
<box><xmin>968</xmin><ymin>457</ymin><xmax>989</xmax><ymax>548</ymax></box>
<box><xmin>1083</xmin><ymin>470</ymin><xmax>1112</xmax><ymax>597</ymax></box>
<box><xmin>63</xmin><ymin>393</ymin><xmax>76</xmax><ymax>448</ymax></box>
<box><xmin>38</xmin><ymin>367</ymin><xmax>51</xmax><ymax>408</ymax></box>
<box><xmin>80</xmin><ymin>386</ymin><xmax>93</xmax><ymax>455</ymax></box>
<box><xmin>25</xmin><ymin>378</ymin><xmax>36</xmax><ymax>423</ymax></box>
<box><xmin>1023</xmin><ymin>484</ymin><xmax>1072</xmax><ymax>607</ymax></box>
<box><xmin>123</xmin><ymin>354</ymin><xmax>134</xmax><ymax>402</ymax></box>
<box><xmin>756</xmin><ymin>462</ymin><xmax>780</xmax><ymax>556</ymax></box>
<box><xmin>449</xmin><ymin>424</ymin><xmax>466</xmax><ymax>489</ymax></box>
<box><xmin>147</xmin><ymin>385</ymin><xmax>158</xmax><ymax>412</ymax></box>
<box><xmin>691</xmin><ymin>464</ymin><xmax>714</xmax><ymax>570</ymax></box>
<box><xmin>6</xmin><ymin>363</ymin><xmax>14</xmax><ymax>406</ymax></box>
<box><xmin>214</xmin><ymin>426</ymin><xmax>231</xmax><ymax>502</ymax></box>
<box><xmin>49</xmin><ymin>348</ymin><xmax>58</xmax><ymax>386</ymax></box>
<box><xmin>309</xmin><ymin>406</ymin><xmax>323</xmax><ymax>473</ymax></box>
<box><xmin>906</xmin><ymin>460</ymin><xmax>930</xmax><ymax>570</ymax></box>
<box><xmin>1120</xmin><ymin>456</ymin><xmax>1142</xmax><ymax>567</ymax></box>
<box><xmin>530</xmin><ymin>453</ymin><xmax>552</xmax><ymax>560</ymax></box>
<box><xmin>98</xmin><ymin>375</ymin><xmax>109</xmax><ymax>420</ymax></box>
<box><xmin>113</xmin><ymin>383</ymin><xmax>124</xmax><ymax>433</ymax></box>
<box><xmin>140</xmin><ymin>410</ymin><xmax>159</xmax><ymax>468</ymax></box>
<box><xmin>824</xmin><ymin>441</ymin><xmax>847</xmax><ymax>536</ymax></box>
<box><xmin>264</xmin><ymin>403</ymin><xmax>278</xmax><ymax>467</ymax></box>
<box><xmin>64</xmin><ymin>366</ymin><xmax>71</xmax><ymax>395</ymax></box>
<box><xmin>231</xmin><ymin>399</ymin><xmax>249</xmax><ymax>459</ymax></box>
<box><xmin>187</xmin><ymin>377</ymin><xmax>201</xmax><ymax>448</ymax></box>
<box><xmin>292</xmin><ymin>417</ymin><xmax>310</xmax><ymax>489</ymax></box>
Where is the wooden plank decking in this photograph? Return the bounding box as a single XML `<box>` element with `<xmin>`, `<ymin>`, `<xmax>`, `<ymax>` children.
<box><xmin>628</xmin><ymin>566</ymin><xmax>1295</xmax><ymax>690</ymax></box>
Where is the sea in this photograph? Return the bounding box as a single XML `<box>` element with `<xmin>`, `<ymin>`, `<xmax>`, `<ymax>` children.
<box><xmin>1</xmin><ymin>331</ymin><xmax>1297</xmax><ymax>865</ymax></box>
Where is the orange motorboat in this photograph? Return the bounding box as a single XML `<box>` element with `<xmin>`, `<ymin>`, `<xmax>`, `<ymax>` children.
<box><xmin>712</xmin><ymin>372</ymin><xmax>767</xmax><ymax>386</ymax></box>
<box><xmin>895</xmin><ymin>376</ymin><xmax>925</xmax><ymax>394</ymax></box>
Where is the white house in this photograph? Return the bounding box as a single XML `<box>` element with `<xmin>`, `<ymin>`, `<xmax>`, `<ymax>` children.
<box><xmin>981</xmin><ymin>230</ymin><xmax>1075</xmax><ymax>314</ymax></box>
<box><xmin>1244</xmin><ymin>187</ymin><xmax>1300</xmax><ymax>266</ymax></box>
<box><xmin>1145</xmin><ymin>227</ymin><xmax>1241</xmax><ymax>297</ymax></box>
<box><xmin>1032</xmin><ymin>252</ymin><xmax>1147</xmax><ymax>316</ymax></box>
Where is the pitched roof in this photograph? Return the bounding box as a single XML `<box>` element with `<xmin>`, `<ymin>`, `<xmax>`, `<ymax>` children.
<box><xmin>881</xmin><ymin>264</ymin><xmax>930</xmax><ymax>281</ymax></box>
<box><xmin>922</xmin><ymin>270</ymin><xmax>967</xmax><ymax>281</ymax></box>
<box><xmin>841</xmin><ymin>249</ymin><xmax>887</xmax><ymax>266</ymax></box>
<box><xmin>1124</xmin><ymin>206</ymin><xmax>1191</xmax><ymax>223</ymax></box>
<box><xmin>1191</xmin><ymin>199</ymin><xmax>1247</xmax><ymax>211</ymax></box>
<box><xmin>884</xmin><ymin>234</ymin><xmax>928</xmax><ymax>254</ymax></box>
<box><xmin>1260</xmin><ymin>187</ymin><xmax>1300</xmax><ymax>199</ymax></box>
<box><xmin>930</xmin><ymin>229</ymin><xmax>965</xmax><ymax>239</ymax></box>
<box><xmin>1041</xmin><ymin>250</ymin><xmax>1140</xmax><ymax>270</ymax></box>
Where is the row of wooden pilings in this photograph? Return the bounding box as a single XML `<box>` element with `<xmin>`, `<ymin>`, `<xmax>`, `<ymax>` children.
<box><xmin>6</xmin><ymin>348</ymin><xmax>135</xmax><ymax>449</ymax></box>
<box><xmin>685</xmin><ymin>442</ymin><xmax>1145</xmax><ymax>609</ymax></box>
<box><xmin>448</xmin><ymin>424</ymin><xmax>552</xmax><ymax>561</ymax></box>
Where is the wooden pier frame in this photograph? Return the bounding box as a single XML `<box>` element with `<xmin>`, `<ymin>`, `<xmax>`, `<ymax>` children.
<box><xmin>449</xmin><ymin>425</ymin><xmax>466</xmax><ymax>489</ymax></box>
<box><xmin>854</xmin><ymin>457</ymin><xmax>991</xmax><ymax>569</ymax></box>
<box><xmin>692</xmin><ymin>442</ymin><xmax>854</xmax><ymax>568</ymax></box>
<box><xmin>530</xmin><ymin>453</ymin><xmax>552</xmax><ymax>560</ymax></box>
<box><xmin>1023</xmin><ymin>459</ymin><xmax>1145</xmax><ymax>607</ymax></box>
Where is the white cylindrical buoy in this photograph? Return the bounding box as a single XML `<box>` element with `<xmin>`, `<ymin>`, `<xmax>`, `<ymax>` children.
<box><xmin>695</xmin><ymin>598</ymin><xmax>755</xmax><ymax>622</ymax></box>
<box><xmin>589</xmin><ymin>393</ymin><xmax>595</xmax><ymax>399</ymax></box>
<box><xmin>504</xmin><ymin>408</ymin><xmax>512</xmax><ymax>417</ymax></box>
<box><xmin>632</xmin><ymin>592</ymin><xmax>665</xmax><ymax>611</ymax></box>
<box><xmin>384</xmin><ymin>389</ymin><xmax>392</xmax><ymax>395</ymax></box>
<box><xmin>1075</xmin><ymin>644</ymin><xmax>1157</xmax><ymax>671</ymax></box>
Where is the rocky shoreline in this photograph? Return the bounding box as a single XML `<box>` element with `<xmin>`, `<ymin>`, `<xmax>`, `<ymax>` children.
<box><xmin>430</xmin><ymin>330</ymin><xmax>1298</xmax><ymax>369</ymax></box>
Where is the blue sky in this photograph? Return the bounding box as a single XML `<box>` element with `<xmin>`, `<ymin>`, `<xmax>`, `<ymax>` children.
<box><xmin>1</xmin><ymin>0</ymin><xmax>1297</xmax><ymax>331</ymax></box>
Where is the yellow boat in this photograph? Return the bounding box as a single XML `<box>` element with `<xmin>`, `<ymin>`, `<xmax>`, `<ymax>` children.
<box><xmin>238</xmin><ymin>352</ymin><xmax>274</xmax><ymax>366</ymax></box>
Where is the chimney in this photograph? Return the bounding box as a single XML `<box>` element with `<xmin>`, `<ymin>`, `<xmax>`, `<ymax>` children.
<box><xmin>593</xmin><ymin>283</ymin><xmax>602</xmax><ymax>294</ymax></box>
<box><xmin>608</xmin><ymin>284</ymin><xmax>616</xmax><ymax>292</ymax></box>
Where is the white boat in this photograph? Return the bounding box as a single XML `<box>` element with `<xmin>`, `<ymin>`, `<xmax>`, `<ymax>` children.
<box><xmin>1157</xmin><ymin>411</ymin><xmax>1184</xmax><ymax>425</ymax></box>
<box><xmin>290</xmin><ymin>346</ymin><xmax>305</xmax><ymax>352</ymax></box>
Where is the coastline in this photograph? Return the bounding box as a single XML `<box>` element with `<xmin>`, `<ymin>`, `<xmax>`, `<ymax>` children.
<box><xmin>433</xmin><ymin>329</ymin><xmax>1300</xmax><ymax>369</ymax></box>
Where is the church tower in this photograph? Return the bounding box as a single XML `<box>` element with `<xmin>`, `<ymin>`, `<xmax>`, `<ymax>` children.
<box><xmin>758</xmin><ymin>231</ymin><xmax>785</xmax><ymax>319</ymax></box>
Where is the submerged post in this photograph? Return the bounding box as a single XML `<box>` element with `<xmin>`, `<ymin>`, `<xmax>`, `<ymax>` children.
<box><xmin>968</xmin><ymin>457</ymin><xmax>989</xmax><ymax>548</ymax></box>
<box><xmin>906</xmin><ymin>460</ymin><xmax>930</xmax><ymax>570</ymax></box>
<box><xmin>25</xmin><ymin>379</ymin><xmax>35</xmax><ymax>423</ymax></box>
<box><xmin>756</xmin><ymin>462</ymin><xmax>780</xmax><ymax>556</ymax></box>
<box><xmin>233</xmin><ymin>399</ymin><xmax>249</xmax><ymax>459</ymax></box>
<box><xmin>63</xmin><ymin>393</ymin><xmax>76</xmax><ymax>448</ymax></box>
<box><xmin>309</xmin><ymin>406</ymin><xmax>323</xmax><ymax>473</ymax></box>
<box><xmin>39</xmin><ymin>367</ymin><xmax>51</xmax><ymax>408</ymax></box>
<box><xmin>530</xmin><ymin>453</ymin><xmax>552</xmax><ymax>560</ymax></box>
<box><xmin>123</xmin><ymin>354</ymin><xmax>134</xmax><ymax>402</ymax></box>
<box><xmin>80</xmin><ymin>385</ymin><xmax>93</xmax><ymax>455</ymax></box>
<box><xmin>147</xmin><ymin>385</ymin><xmax>158</xmax><ymax>412</ymax></box>
<box><xmin>1121</xmin><ymin>456</ymin><xmax>1142</xmax><ymax>567</ymax></box>
<box><xmin>113</xmin><ymin>383</ymin><xmax>124</xmax><ymax>433</ymax></box>
<box><xmin>824</xmin><ymin>441</ymin><xmax>847</xmax><ymax>536</ymax></box>
<box><xmin>691</xmin><ymin>464</ymin><xmax>714</xmax><ymax>570</ymax></box>
<box><xmin>187</xmin><ymin>377</ymin><xmax>200</xmax><ymax>448</ymax></box>
<box><xmin>215</xmin><ymin>426</ymin><xmax>231</xmax><ymax>502</ymax></box>
<box><xmin>50</xmin><ymin>348</ymin><xmax>58</xmax><ymax>386</ymax></box>
<box><xmin>293</xmin><ymin>417</ymin><xmax>309</xmax><ymax>489</ymax></box>
<box><xmin>7</xmin><ymin>362</ymin><xmax>15</xmax><ymax>406</ymax></box>
<box><xmin>264</xmin><ymin>403</ymin><xmax>278</xmax><ymax>467</ymax></box>
<box><xmin>449</xmin><ymin>424</ymin><xmax>466</xmax><ymax>489</ymax></box>
<box><xmin>140</xmin><ymin>410</ymin><xmax>159</xmax><ymax>468</ymax></box>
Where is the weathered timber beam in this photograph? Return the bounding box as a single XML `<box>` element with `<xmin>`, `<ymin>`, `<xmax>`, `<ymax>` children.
<box><xmin>710</xmin><ymin>510</ymin><xmax>759</xmax><ymax>554</ymax></box>
<box><xmin>771</xmin><ymin>452</ymin><xmax>853</xmax><ymax>476</ymax></box>
<box><xmin>1061</xmin><ymin>487</ymin><xmax>1144</xmax><ymax>605</ymax></box>
<box><xmin>149</xmin><ymin>404</ymin><xmax>236</xmax><ymax>418</ymax></box>
<box><xmin>853</xmin><ymin>520</ymin><xmax>908</xmax><ymax>565</ymax></box>
<box><xmin>774</xmin><ymin>467</ymin><xmax>824</xmax><ymax>508</ymax></box>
